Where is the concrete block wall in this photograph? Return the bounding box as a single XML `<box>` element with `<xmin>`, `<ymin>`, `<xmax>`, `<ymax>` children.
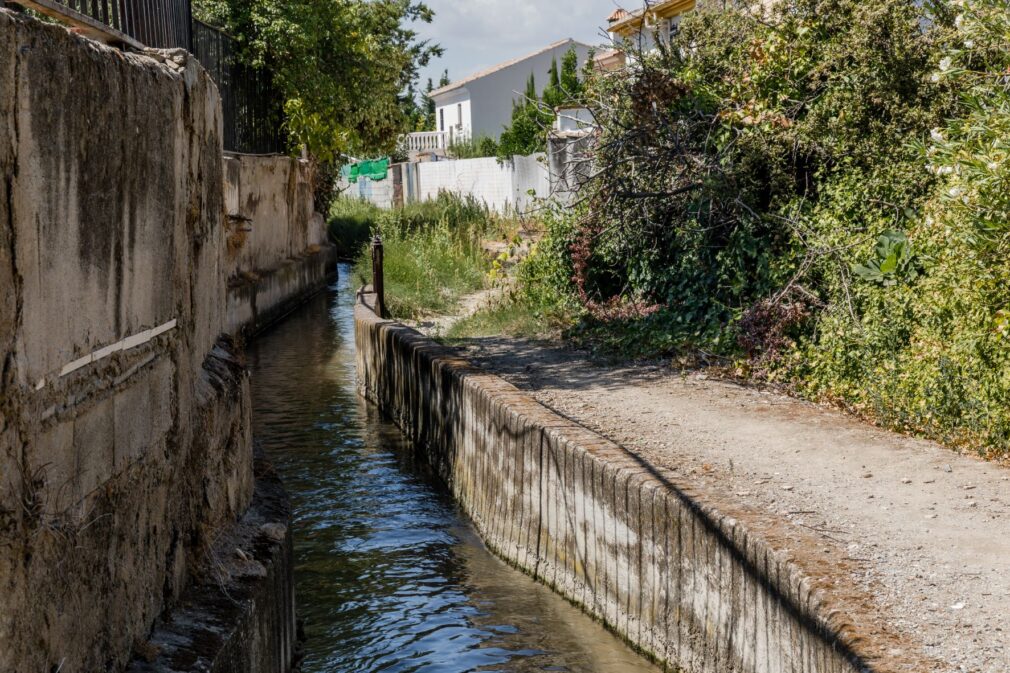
<box><xmin>343</xmin><ymin>173</ymin><xmax>396</xmax><ymax>209</ymax></box>
<box><xmin>355</xmin><ymin>290</ymin><xmax>878</xmax><ymax>673</ymax></box>
<box><xmin>0</xmin><ymin>11</ymin><xmax>293</xmax><ymax>672</ymax></box>
<box><xmin>416</xmin><ymin>157</ymin><xmax>514</xmax><ymax>210</ymax></box>
<box><xmin>415</xmin><ymin>155</ymin><xmax>549</xmax><ymax>213</ymax></box>
<box><xmin>341</xmin><ymin>155</ymin><xmax>551</xmax><ymax>214</ymax></box>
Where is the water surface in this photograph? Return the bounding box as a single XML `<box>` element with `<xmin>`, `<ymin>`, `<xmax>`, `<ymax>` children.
<box><xmin>248</xmin><ymin>266</ymin><xmax>660</xmax><ymax>673</ymax></box>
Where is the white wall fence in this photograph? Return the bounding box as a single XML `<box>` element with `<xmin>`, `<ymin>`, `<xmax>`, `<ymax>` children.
<box><xmin>341</xmin><ymin>154</ymin><xmax>552</xmax><ymax>215</ymax></box>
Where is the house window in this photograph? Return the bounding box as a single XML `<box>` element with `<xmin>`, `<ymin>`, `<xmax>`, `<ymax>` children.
<box><xmin>457</xmin><ymin>103</ymin><xmax>463</xmax><ymax>128</ymax></box>
<box><xmin>440</xmin><ymin>109</ymin><xmax>445</xmax><ymax>132</ymax></box>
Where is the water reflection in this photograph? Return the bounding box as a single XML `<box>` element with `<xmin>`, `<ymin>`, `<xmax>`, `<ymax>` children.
<box><xmin>247</xmin><ymin>266</ymin><xmax>658</xmax><ymax>673</ymax></box>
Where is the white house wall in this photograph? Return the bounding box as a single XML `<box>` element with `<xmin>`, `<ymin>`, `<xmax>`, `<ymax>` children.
<box><xmin>434</xmin><ymin>87</ymin><xmax>472</xmax><ymax>141</ymax></box>
<box><xmin>461</xmin><ymin>41</ymin><xmax>595</xmax><ymax>141</ymax></box>
<box><xmin>343</xmin><ymin>155</ymin><xmax>552</xmax><ymax>214</ymax></box>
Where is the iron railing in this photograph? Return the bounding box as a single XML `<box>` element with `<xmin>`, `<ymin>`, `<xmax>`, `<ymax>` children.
<box><xmin>123</xmin><ymin>0</ymin><xmax>191</xmax><ymax>50</ymax></box>
<box><xmin>30</xmin><ymin>0</ymin><xmax>192</xmax><ymax>49</ymax></box>
<box><xmin>191</xmin><ymin>19</ymin><xmax>287</xmax><ymax>155</ymax></box>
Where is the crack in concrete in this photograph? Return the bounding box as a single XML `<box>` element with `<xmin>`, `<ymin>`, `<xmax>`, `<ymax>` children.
<box><xmin>4</xmin><ymin>31</ymin><xmax>26</xmax><ymax>480</ymax></box>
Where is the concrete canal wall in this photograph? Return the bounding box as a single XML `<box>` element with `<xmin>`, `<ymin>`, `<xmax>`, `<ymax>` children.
<box><xmin>0</xmin><ymin>10</ymin><xmax>295</xmax><ymax>672</ymax></box>
<box><xmin>223</xmin><ymin>153</ymin><xmax>336</xmax><ymax>336</ymax></box>
<box><xmin>355</xmin><ymin>289</ymin><xmax>874</xmax><ymax>673</ymax></box>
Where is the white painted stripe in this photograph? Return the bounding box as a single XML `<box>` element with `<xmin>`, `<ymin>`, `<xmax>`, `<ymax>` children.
<box><xmin>92</xmin><ymin>342</ymin><xmax>123</xmax><ymax>361</ymax></box>
<box><xmin>122</xmin><ymin>330</ymin><xmax>153</xmax><ymax>351</ymax></box>
<box><xmin>57</xmin><ymin>319</ymin><xmax>178</xmax><ymax>380</ymax></box>
<box><xmin>60</xmin><ymin>354</ymin><xmax>94</xmax><ymax>377</ymax></box>
<box><xmin>150</xmin><ymin>319</ymin><xmax>177</xmax><ymax>338</ymax></box>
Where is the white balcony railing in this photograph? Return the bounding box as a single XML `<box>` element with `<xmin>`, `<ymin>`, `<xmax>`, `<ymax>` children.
<box><xmin>405</xmin><ymin>131</ymin><xmax>449</xmax><ymax>152</ymax></box>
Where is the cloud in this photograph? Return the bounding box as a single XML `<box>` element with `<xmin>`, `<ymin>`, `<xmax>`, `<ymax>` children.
<box><xmin>416</xmin><ymin>0</ymin><xmax>623</xmax><ymax>85</ymax></box>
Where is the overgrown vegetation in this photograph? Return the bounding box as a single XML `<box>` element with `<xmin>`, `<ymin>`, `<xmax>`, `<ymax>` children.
<box><xmin>448</xmin><ymin>135</ymin><xmax>500</xmax><ymax>159</ymax></box>
<box><xmin>464</xmin><ymin>0</ymin><xmax>1010</xmax><ymax>456</ymax></box>
<box><xmin>333</xmin><ymin>194</ymin><xmax>514</xmax><ymax>319</ymax></box>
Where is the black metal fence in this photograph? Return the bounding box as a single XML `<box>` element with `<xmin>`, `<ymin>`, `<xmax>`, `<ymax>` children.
<box><xmin>17</xmin><ymin>0</ymin><xmax>287</xmax><ymax>154</ymax></box>
<box><xmin>191</xmin><ymin>20</ymin><xmax>287</xmax><ymax>155</ymax></box>
<box><xmin>38</xmin><ymin>0</ymin><xmax>192</xmax><ymax>49</ymax></box>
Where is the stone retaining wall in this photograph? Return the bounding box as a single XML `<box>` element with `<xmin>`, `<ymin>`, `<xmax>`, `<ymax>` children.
<box><xmin>355</xmin><ymin>289</ymin><xmax>874</xmax><ymax>673</ymax></box>
<box><xmin>0</xmin><ymin>10</ymin><xmax>295</xmax><ymax>672</ymax></box>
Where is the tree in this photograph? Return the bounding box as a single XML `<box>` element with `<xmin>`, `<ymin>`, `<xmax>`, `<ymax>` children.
<box><xmin>193</xmin><ymin>0</ymin><xmax>442</xmax><ymax>161</ymax></box>
<box><xmin>498</xmin><ymin>49</ymin><xmax>586</xmax><ymax>159</ymax></box>
<box><xmin>423</xmin><ymin>78</ymin><xmax>436</xmax><ymax>130</ymax></box>
<box><xmin>560</xmin><ymin>48</ymin><xmax>580</xmax><ymax>98</ymax></box>
<box><xmin>498</xmin><ymin>73</ymin><xmax>554</xmax><ymax>158</ymax></box>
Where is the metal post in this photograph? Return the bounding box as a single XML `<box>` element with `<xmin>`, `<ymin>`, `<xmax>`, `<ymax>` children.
<box><xmin>372</xmin><ymin>235</ymin><xmax>386</xmax><ymax>319</ymax></box>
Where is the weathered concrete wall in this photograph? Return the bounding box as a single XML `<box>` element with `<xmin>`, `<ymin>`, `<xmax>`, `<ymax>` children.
<box><xmin>223</xmin><ymin>153</ymin><xmax>335</xmax><ymax>335</ymax></box>
<box><xmin>127</xmin><ymin>452</ymin><xmax>297</xmax><ymax>673</ymax></box>
<box><xmin>227</xmin><ymin>251</ymin><xmax>336</xmax><ymax>336</ymax></box>
<box><xmin>355</xmin><ymin>290</ymin><xmax>876</xmax><ymax>673</ymax></box>
<box><xmin>0</xmin><ymin>11</ymin><xmax>292</xmax><ymax>672</ymax></box>
<box><xmin>223</xmin><ymin>153</ymin><xmax>326</xmax><ymax>276</ymax></box>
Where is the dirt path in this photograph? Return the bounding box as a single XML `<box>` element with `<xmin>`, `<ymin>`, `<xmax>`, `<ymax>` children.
<box><xmin>409</xmin><ymin>285</ymin><xmax>500</xmax><ymax>336</ymax></box>
<box><xmin>419</xmin><ymin>328</ymin><xmax>1010</xmax><ymax>673</ymax></box>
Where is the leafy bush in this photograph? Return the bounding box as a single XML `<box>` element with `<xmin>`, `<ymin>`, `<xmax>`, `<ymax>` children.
<box><xmin>488</xmin><ymin>0</ymin><xmax>1010</xmax><ymax>456</ymax></box>
<box><xmin>449</xmin><ymin>135</ymin><xmax>500</xmax><ymax>159</ymax></box>
<box><xmin>851</xmin><ymin>230</ymin><xmax>923</xmax><ymax>286</ymax></box>
<box><xmin>797</xmin><ymin>0</ymin><xmax>1010</xmax><ymax>455</ymax></box>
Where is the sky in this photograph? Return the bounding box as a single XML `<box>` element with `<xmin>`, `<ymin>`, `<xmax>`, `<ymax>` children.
<box><xmin>415</xmin><ymin>0</ymin><xmax>625</xmax><ymax>91</ymax></box>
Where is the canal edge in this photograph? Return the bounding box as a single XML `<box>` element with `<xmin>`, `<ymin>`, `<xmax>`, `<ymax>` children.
<box><xmin>353</xmin><ymin>286</ymin><xmax>928</xmax><ymax>673</ymax></box>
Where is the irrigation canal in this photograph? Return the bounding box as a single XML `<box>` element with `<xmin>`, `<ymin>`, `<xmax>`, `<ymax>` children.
<box><xmin>247</xmin><ymin>265</ymin><xmax>661</xmax><ymax>673</ymax></box>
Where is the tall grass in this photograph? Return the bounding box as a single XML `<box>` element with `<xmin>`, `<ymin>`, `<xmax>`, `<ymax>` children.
<box><xmin>328</xmin><ymin>198</ymin><xmax>380</xmax><ymax>260</ymax></box>
<box><xmin>333</xmin><ymin>193</ymin><xmax>514</xmax><ymax>319</ymax></box>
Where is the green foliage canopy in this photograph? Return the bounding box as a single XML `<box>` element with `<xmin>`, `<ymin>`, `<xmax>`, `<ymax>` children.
<box><xmin>193</xmin><ymin>0</ymin><xmax>442</xmax><ymax>160</ymax></box>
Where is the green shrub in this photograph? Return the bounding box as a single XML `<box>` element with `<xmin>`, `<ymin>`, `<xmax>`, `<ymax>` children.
<box><xmin>487</xmin><ymin>0</ymin><xmax>1010</xmax><ymax>456</ymax></box>
<box><xmin>448</xmin><ymin>135</ymin><xmax>500</xmax><ymax>159</ymax></box>
<box><xmin>796</xmin><ymin>0</ymin><xmax>1010</xmax><ymax>455</ymax></box>
<box><xmin>328</xmin><ymin>198</ymin><xmax>380</xmax><ymax>260</ymax></box>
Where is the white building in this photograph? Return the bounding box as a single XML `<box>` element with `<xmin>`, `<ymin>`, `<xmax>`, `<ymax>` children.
<box><xmin>600</xmin><ymin>0</ymin><xmax>696</xmax><ymax>68</ymax></box>
<box><xmin>428</xmin><ymin>39</ymin><xmax>594</xmax><ymax>143</ymax></box>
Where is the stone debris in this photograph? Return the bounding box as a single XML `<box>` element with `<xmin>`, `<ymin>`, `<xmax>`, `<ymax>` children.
<box><xmin>260</xmin><ymin>522</ymin><xmax>288</xmax><ymax>542</ymax></box>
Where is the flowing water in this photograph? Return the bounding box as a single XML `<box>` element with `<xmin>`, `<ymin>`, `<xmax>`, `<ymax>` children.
<box><xmin>247</xmin><ymin>266</ymin><xmax>660</xmax><ymax>673</ymax></box>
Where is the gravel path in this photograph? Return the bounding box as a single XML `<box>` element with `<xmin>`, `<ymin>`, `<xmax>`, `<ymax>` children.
<box><xmin>431</xmin><ymin>334</ymin><xmax>1010</xmax><ymax>673</ymax></box>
